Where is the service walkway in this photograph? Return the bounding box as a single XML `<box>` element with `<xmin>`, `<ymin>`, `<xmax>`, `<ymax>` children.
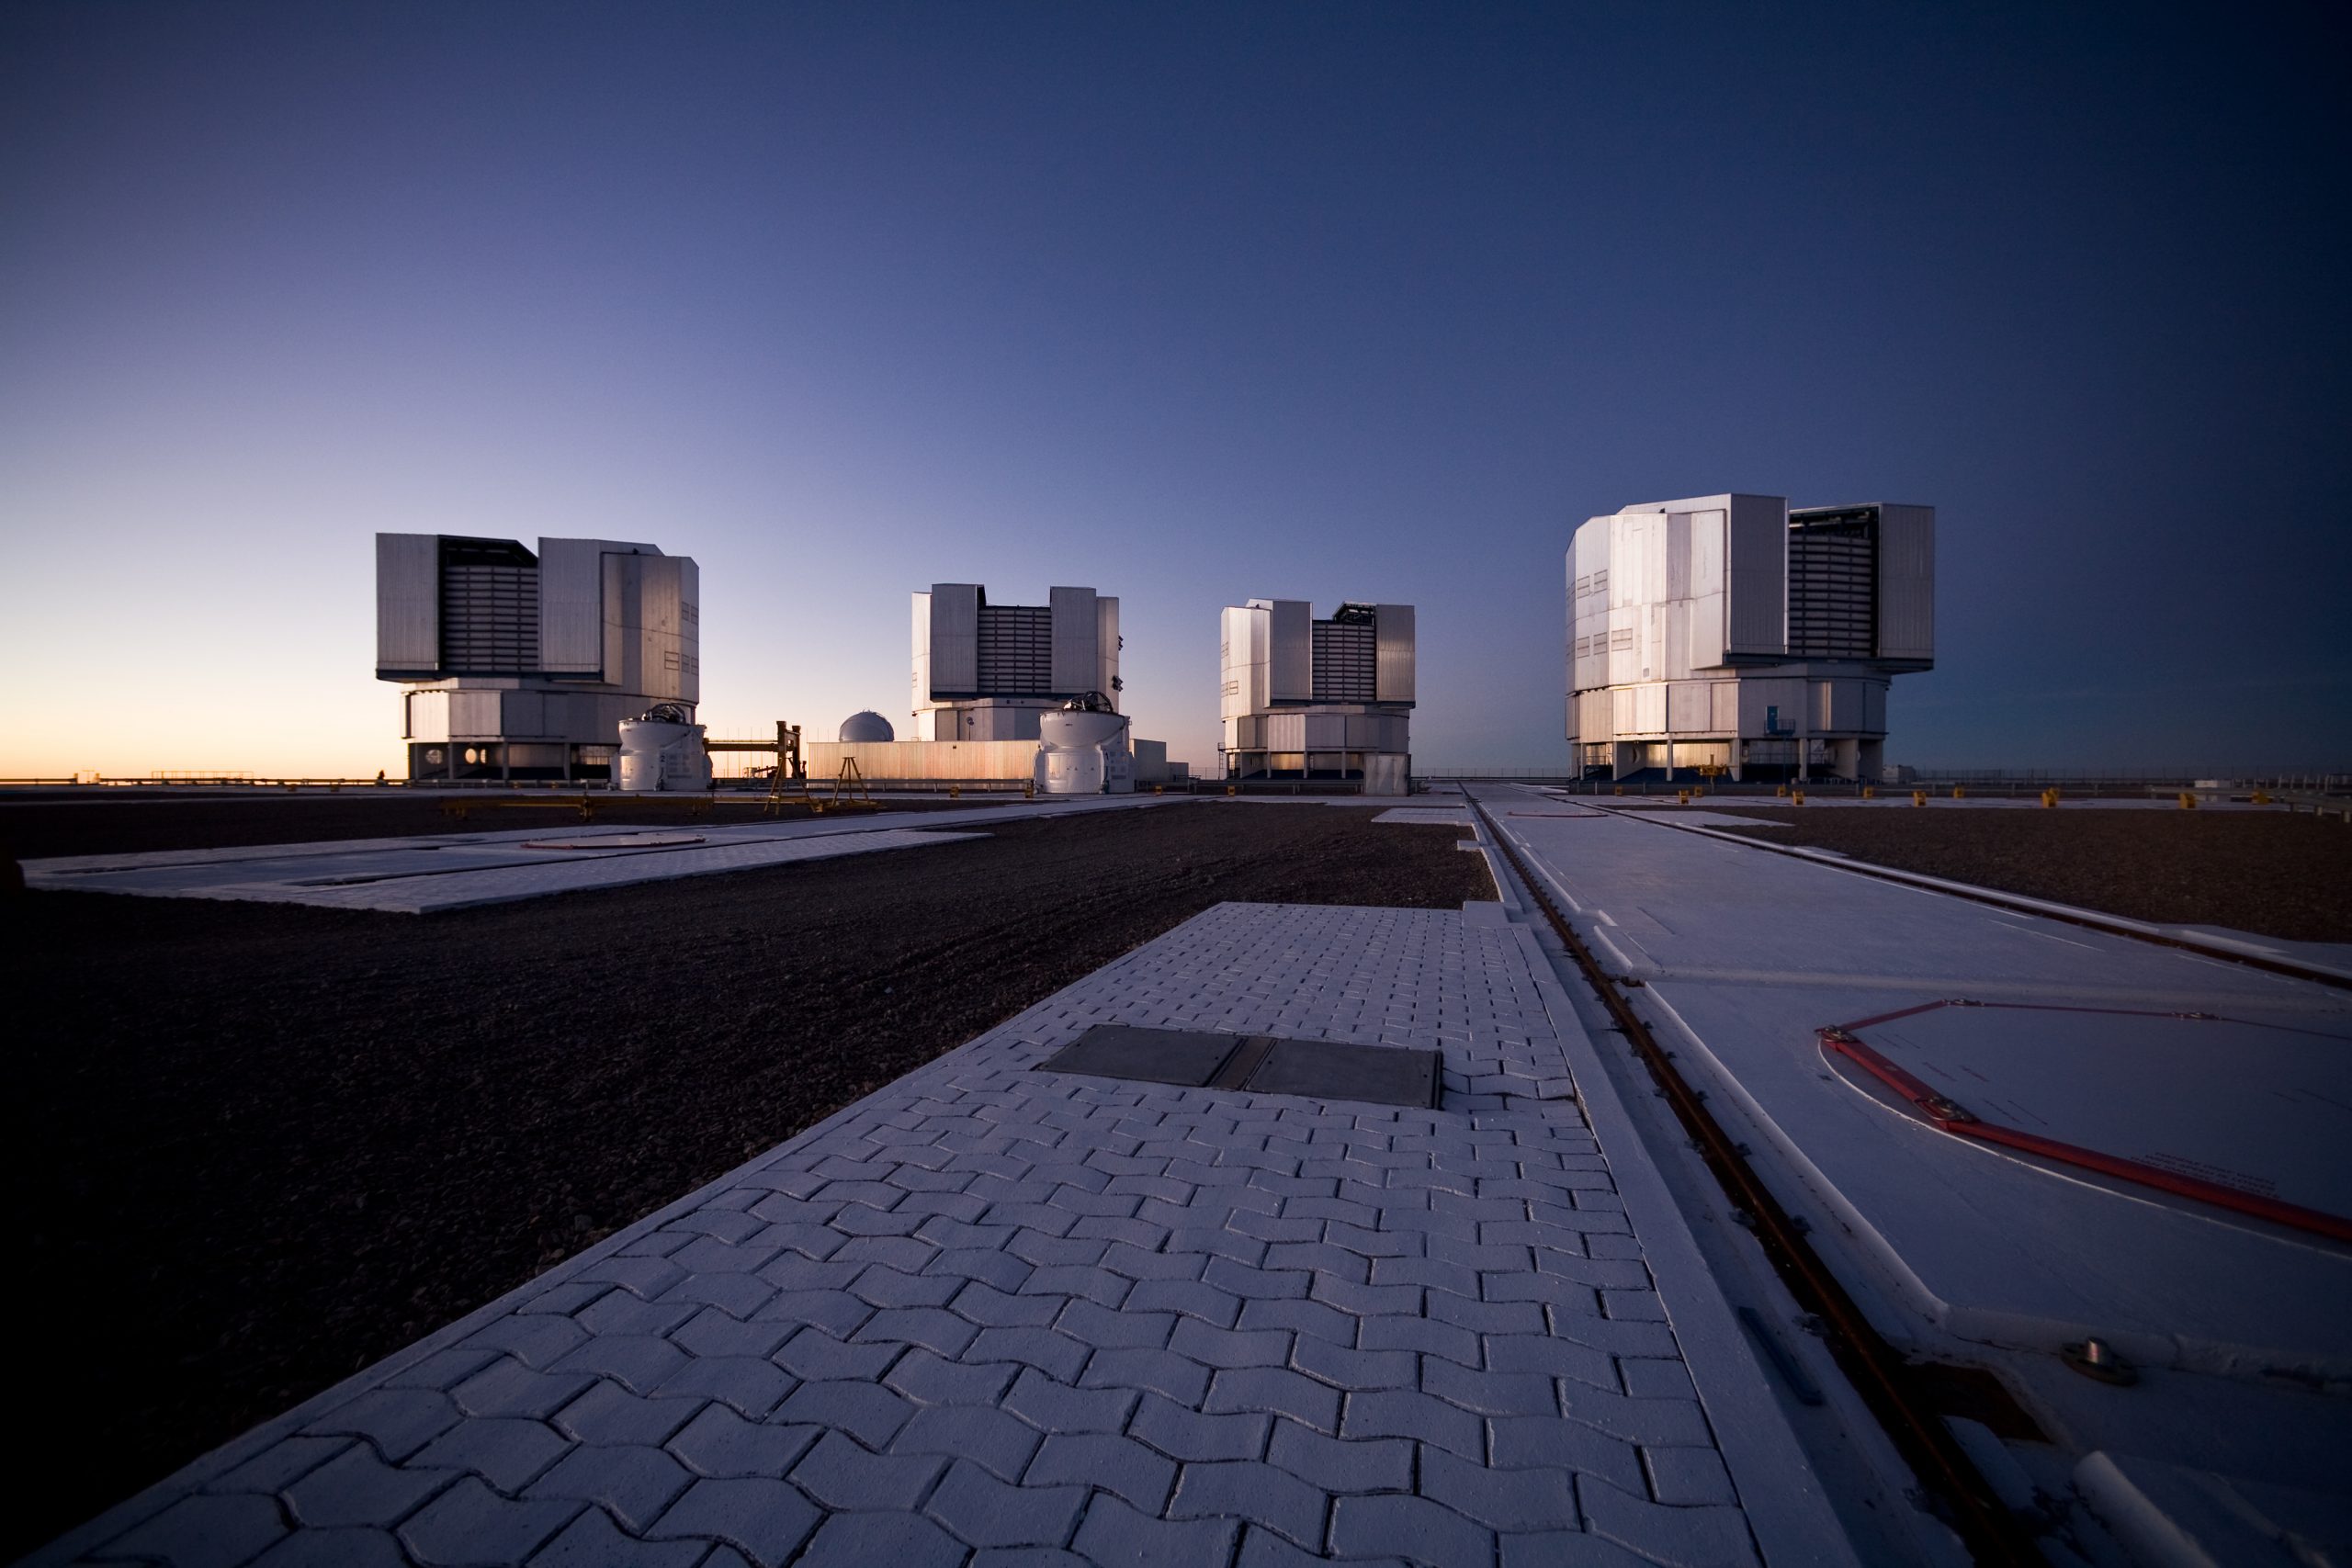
<box><xmin>36</xmin><ymin>900</ymin><xmax>1832</xmax><ymax>1568</ymax></box>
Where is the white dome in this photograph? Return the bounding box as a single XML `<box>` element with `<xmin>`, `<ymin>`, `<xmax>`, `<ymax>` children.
<box><xmin>839</xmin><ymin>710</ymin><xmax>896</xmax><ymax>742</ymax></box>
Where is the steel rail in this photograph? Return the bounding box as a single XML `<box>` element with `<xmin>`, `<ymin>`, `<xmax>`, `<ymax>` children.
<box><xmin>1468</xmin><ymin>791</ymin><xmax>2042</xmax><ymax>1567</ymax></box>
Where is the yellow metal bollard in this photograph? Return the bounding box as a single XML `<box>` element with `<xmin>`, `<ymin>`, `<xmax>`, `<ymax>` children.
<box><xmin>1776</xmin><ymin>784</ymin><xmax>1788</xmax><ymax>798</ymax></box>
<box><xmin>2179</xmin><ymin>792</ymin><xmax>2197</xmax><ymax>809</ymax></box>
<box><xmin>949</xmin><ymin>784</ymin><xmax>960</xmax><ymax>799</ymax></box>
<box><xmin>1613</xmin><ymin>784</ymin><xmax>1625</xmax><ymax>796</ymax></box>
<box><xmin>1951</xmin><ymin>785</ymin><xmax>1965</xmax><ymax>799</ymax></box>
<box><xmin>1913</xmin><ymin>790</ymin><xmax>1928</xmax><ymax>807</ymax></box>
<box><xmin>2041</xmin><ymin>788</ymin><xmax>2060</xmax><ymax>808</ymax></box>
<box><xmin>1792</xmin><ymin>790</ymin><xmax>1806</xmax><ymax>806</ymax></box>
<box><xmin>1226</xmin><ymin>784</ymin><xmax>1237</xmax><ymax>796</ymax></box>
<box><xmin>1861</xmin><ymin>785</ymin><xmax>1875</xmax><ymax>799</ymax></box>
<box><xmin>1677</xmin><ymin>789</ymin><xmax>1690</xmax><ymax>805</ymax></box>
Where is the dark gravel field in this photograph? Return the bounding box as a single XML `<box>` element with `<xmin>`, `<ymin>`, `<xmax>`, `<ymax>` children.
<box><xmin>6</xmin><ymin>799</ymin><xmax>1492</xmax><ymax>1557</ymax></box>
<box><xmin>1676</xmin><ymin>805</ymin><xmax>2352</xmax><ymax>942</ymax></box>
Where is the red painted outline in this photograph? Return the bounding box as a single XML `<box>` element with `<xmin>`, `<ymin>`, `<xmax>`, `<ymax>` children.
<box><xmin>1819</xmin><ymin>1006</ymin><xmax>2352</xmax><ymax>1246</ymax></box>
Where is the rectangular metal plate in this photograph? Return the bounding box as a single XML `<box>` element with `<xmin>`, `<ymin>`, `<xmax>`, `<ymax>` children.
<box><xmin>1035</xmin><ymin>1025</ymin><xmax>1243</xmax><ymax>1088</ymax></box>
<box><xmin>1037</xmin><ymin>1026</ymin><xmax>1441</xmax><ymax>1109</ymax></box>
<box><xmin>1245</xmin><ymin>1037</ymin><xmax>1442</xmax><ymax>1109</ymax></box>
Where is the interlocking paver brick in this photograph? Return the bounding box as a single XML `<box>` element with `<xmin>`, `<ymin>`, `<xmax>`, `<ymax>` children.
<box><xmin>886</xmin><ymin>1346</ymin><xmax>1017</xmax><ymax>1406</ymax></box>
<box><xmin>308</xmin><ymin>1387</ymin><xmax>462</xmax><ymax>1461</ymax></box>
<box><xmin>412</xmin><ymin>1416</ymin><xmax>571</xmax><ymax>1493</ymax></box>
<box><xmin>1489</xmin><ymin>1417</ymin><xmax>1645</xmax><ymax>1495</ymax></box>
<box><xmin>772</xmin><ymin>1378</ymin><xmax>916</xmax><ymax>1447</ymax></box>
<box><xmin>1128</xmin><ymin>1393</ymin><xmax>1271</xmax><ymax>1462</ymax></box>
<box><xmin>1239</xmin><ymin>1295</ymin><xmax>1358</xmax><ymax>1347</ymax></box>
<box><xmin>1290</xmin><ymin>1335</ymin><xmax>1415</xmax><ymax>1391</ymax></box>
<box><xmin>94</xmin><ymin>1492</ymin><xmax>289</xmax><ymax>1568</ymax></box>
<box><xmin>281</xmin><ymin>1441</ymin><xmax>451</xmax><ymax>1528</ymax></box>
<box><xmin>923</xmin><ymin>1458</ymin><xmax>1087</xmax><ymax>1549</ymax></box>
<box><xmin>461</xmin><ymin>1315</ymin><xmax>590</xmax><ymax>1371</ymax></box>
<box><xmin>1029</xmin><ymin>1431</ymin><xmax>1179</xmax><ymax>1513</ymax></box>
<box><xmin>672</xmin><ymin>1306</ymin><xmax>794</xmax><ymax>1361</ymax></box>
<box><xmin>1420</xmin><ymin>1446</ymin><xmax>1576</xmax><ymax>1529</ymax></box>
<box><xmin>644</xmin><ymin>1476</ymin><xmax>821</xmax><ymax>1568</ymax></box>
<box><xmin>1328</xmin><ymin>1493</ymin><xmax>1494</xmax><ymax>1568</ymax></box>
<box><xmin>401</xmin><ymin>1478</ymin><xmax>582</xmax><ymax>1566</ymax></box>
<box><xmin>1263</xmin><ymin>1421</ymin><xmax>1414</xmax><ymax>1495</ymax></box>
<box><xmin>1644</xmin><ymin>1444</ymin><xmax>1739</xmax><ymax>1506</ymax></box>
<box><xmin>1169</xmin><ymin>1461</ymin><xmax>1329</xmax><ymax>1549</ymax></box>
<box><xmin>661</xmin><ymin>1270</ymin><xmax>777</xmax><ymax>1318</ymax></box>
<box><xmin>890</xmin><ymin>1404</ymin><xmax>1043</xmax><ymax>1482</ymax></box>
<box><xmin>550</xmin><ymin>1381</ymin><xmax>702</xmax><ymax>1447</ymax></box>
<box><xmin>1340</xmin><ymin>1388</ymin><xmax>1484</xmax><ymax>1458</ymax></box>
<box><xmin>1579</xmin><ymin>1474</ymin><xmax>1759</xmax><ymax>1567</ymax></box>
<box><xmin>1170</xmin><ymin>1316</ymin><xmax>1292</xmax><ymax>1368</ymax></box>
<box><xmin>1206</xmin><ymin>1367</ymin><xmax>1341</xmax><ymax>1432</ymax></box>
<box><xmin>525</xmin><ymin>1506</ymin><xmax>707</xmax><ymax>1566</ymax></box>
<box><xmin>1070</xmin><ymin>1494</ymin><xmax>1241</xmax><ymax>1568</ymax></box>
<box><xmin>574</xmin><ymin>1290</ymin><xmax>697</xmax><ymax>1337</ymax></box>
<box><xmin>1057</xmin><ymin>1297</ymin><xmax>1173</xmax><ymax>1349</ymax></box>
<box><xmin>208</xmin><ymin>1434</ymin><xmax>349</xmax><ymax>1495</ymax></box>
<box><xmin>653</xmin><ymin>1355</ymin><xmax>795</xmax><ymax>1418</ymax></box>
<box><xmin>1498</xmin><ymin>1529</ymin><xmax>1660</xmax><ymax>1567</ymax></box>
<box><xmin>251</xmin><ymin>1526</ymin><xmax>413</xmax><ymax>1567</ymax></box>
<box><xmin>525</xmin><ymin>1444</ymin><xmax>693</xmax><ymax>1531</ymax></box>
<box><xmin>665</xmin><ymin>1404</ymin><xmax>820</xmax><ymax>1478</ymax></box>
<box><xmin>1124</xmin><ymin>1276</ymin><xmax>1241</xmax><ymax>1325</ymax></box>
<box><xmin>1421</xmin><ymin>1358</ymin><xmax>1559</xmax><ymax>1416</ymax></box>
<box><xmin>453</xmin><ymin>1359</ymin><xmax>598</xmax><ymax>1421</ymax></box>
<box><xmin>1002</xmin><ymin>1366</ymin><xmax>1138</xmax><ymax>1433</ymax></box>
<box><xmin>1080</xmin><ymin>1345</ymin><xmax>1214</xmax><ymax>1405</ymax></box>
<box><xmin>788</xmin><ymin>1429</ymin><xmax>945</xmax><ymax>1510</ymax></box>
<box><xmin>551</xmin><ymin>1333</ymin><xmax>689</xmax><ymax>1394</ymax></box>
<box><xmin>966</xmin><ymin>1324</ymin><xmax>1091</xmax><ymax>1382</ymax></box>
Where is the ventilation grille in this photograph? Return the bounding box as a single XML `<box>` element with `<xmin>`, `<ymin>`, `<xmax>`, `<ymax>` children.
<box><xmin>1312</xmin><ymin>621</ymin><xmax>1376</xmax><ymax>702</ymax></box>
<box><xmin>1787</xmin><ymin>515</ymin><xmax>1876</xmax><ymax>659</ymax></box>
<box><xmin>440</xmin><ymin>563</ymin><xmax>539</xmax><ymax>672</ymax></box>
<box><xmin>977</xmin><ymin>604</ymin><xmax>1052</xmax><ymax>694</ymax></box>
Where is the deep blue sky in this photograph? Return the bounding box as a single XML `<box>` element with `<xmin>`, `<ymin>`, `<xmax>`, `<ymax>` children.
<box><xmin>5</xmin><ymin>2</ymin><xmax>2346</xmax><ymax>775</ymax></box>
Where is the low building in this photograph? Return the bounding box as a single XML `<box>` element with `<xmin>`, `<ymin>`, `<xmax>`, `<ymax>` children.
<box><xmin>376</xmin><ymin>534</ymin><xmax>698</xmax><ymax>782</ymax></box>
<box><xmin>1219</xmin><ymin>599</ymin><xmax>1414</xmax><ymax>794</ymax></box>
<box><xmin>1566</xmin><ymin>495</ymin><xmax>1933</xmax><ymax>782</ymax></box>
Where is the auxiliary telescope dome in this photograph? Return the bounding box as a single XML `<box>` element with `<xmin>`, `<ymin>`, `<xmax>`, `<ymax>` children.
<box><xmin>839</xmin><ymin>710</ymin><xmax>896</xmax><ymax>743</ymax></box>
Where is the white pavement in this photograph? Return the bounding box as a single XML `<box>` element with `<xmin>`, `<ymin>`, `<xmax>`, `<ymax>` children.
<box><xmin>36</xmin><ymin>900</ymin><xmax>1839</xmax><ymax>1568</ymax></box>
<box><xmin>18</xmin><ymin>797</ymin><xmax>1164</xmax><ymax>913</ymax></box>
<box><xmin>1479</xmin><ymin>784</ymin><xmax>2352</xmax><ymax>1554</ymax></box>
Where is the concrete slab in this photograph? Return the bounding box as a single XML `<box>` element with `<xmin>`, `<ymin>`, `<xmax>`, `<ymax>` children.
<box><xmin>34</xmin><ymin>900</ymin><xmax>1836</xmax><ymax>1568</ymax></box>
<box><xmin>1483</xmin><ymin>784</ymin><xmax>2352</xmax><ymax>1505</ymax></box>
<box><xmin>20</xmin><ymin>797</ymin><xmax>1165</xmax><ymax>913</ymax></box>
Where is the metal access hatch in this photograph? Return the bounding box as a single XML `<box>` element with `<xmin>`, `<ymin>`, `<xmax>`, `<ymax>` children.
<box><xmin>1037</xmin><ymin>1025</ymin><xmax>1441</xmax><ymax>1109</ymax></box>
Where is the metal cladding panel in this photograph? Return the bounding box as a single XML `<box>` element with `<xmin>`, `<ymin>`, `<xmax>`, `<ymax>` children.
<box><xmin>1634</xmin><ymin>682</ymin><xmax>1667</xmax><ymax>734</ymax></box>
<box><xmin>1266</xmin><ymin>712</ymin><xmax>1305</xmax><ymax>750</ymax></box>
<box><xmin>927</xmin><ymin>584</ymin><xmax>980</xmax><ymax>699</ymax></box>
<box><xmin>1866</xmin><ymin>681</ymin><xmax>1888</xmax><ymax>732</ymax></box>
<box><xmin>1737</xmin><ymin>678</ymin><xmax>1805</xmax><ymax>737</ymax></box>
<box><xmin>674</xmin><ymin>557</ymin><xmax>701</xmax><ymax>704</ymax></box>
<box><xmin>1711</xmin><ymin>681</ymin><xmax>1740</xmax><ymax>730</ymax></box>
<box><xmin>448</xmin><ymin>689</ymin><xmax>503</xmax><ymax>739</ymax></box>
<box><xmin>501</xmin><ymin>689</ymin><xmax>548</xmax><ymax>738</ymax></box>
<box><xmin>1578</xmin><ymin>690</ymin><xmax>1613</xmax><ymax>743</ymax></box>
<box><xmin>1668</xmin><ymin>682</ymin><xmax>1711</xmax><ymax>734</ymax></box>
<box><xmin>805</xmin><ymin>739</ymin><xmax>1041</xmax><ymax>783</ymax></box>
<box><xmin>1268</xmin><ymin>600</ymin><xmax>1312</xmax><ymax>703</ymax></box>
<box><xmin>1374</xmin><ymin>604</ymin><xmax>1415</xmax><ymax>705</ymax></box>
<box><xmin>538</xmin><ymin>538</ymin><xmax>653</xmax><ymax>674</ymax></box>
<box><xmin>1050</xmin><ymin>586</ymin><xmax>1100</xmax><ymax>695</ymax></box>
<box><xmin>403</xmin><ymin>689</ymin><xmax>448</xmax><ymax>742</ymax></box>
<box><xmin>1096</xmin><ymin>596</ymin><xmax>1121</xmax><ymax>709</ymax></box>
<box><xmin>621</xmin><ymin>554</ymin><xmax>695</xmax><ymax>704</ymax></box>
<box><xmin>1722</xmin><ymin>493</ymin><xmax>1789</xmax><ymax>658</ymax></box>
<box><xmin>1303</xmin><ymin>712</ymin><xmax>1347</xmax><ymax>749</ymax></box>
<box><xmin>1220</xmin><ymin>604</ymin><xmax>1268</xmax><ymax>719</ymax></box>
<box><xmin>1874</xmin><ymin>504</ymin><xmax>1936</xmax><ymax>665</ymax></box>
<box><xmin>375</xmin><ymin>534</ymin><xmax>440</xmax><ymax>676</ymax></box>
<box><xmin>1687</xmin><ymin>508</ymin><xmax>1729</xmax><ymax>670</ymax></box>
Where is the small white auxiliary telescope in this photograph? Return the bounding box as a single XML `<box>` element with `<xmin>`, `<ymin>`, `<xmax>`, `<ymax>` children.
<box><xmin>1034</xmin><ymin>693</ymin><xmax>1134</xmax><ymax>795</ymax></box>
<box><xmin>616</xmin><ymin>703</ymin><xmax>712</xmax><ymax>792</ymax></box>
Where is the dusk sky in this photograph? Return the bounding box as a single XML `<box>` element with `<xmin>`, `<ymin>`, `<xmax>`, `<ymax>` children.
<box><xmin>5</xmin><ymin>2</ymin><xmax>2346</xmax><ymax>778</ymax></box>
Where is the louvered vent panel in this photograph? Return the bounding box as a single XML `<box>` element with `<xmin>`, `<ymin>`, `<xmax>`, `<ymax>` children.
<box><xmin>977</xmin><ymin>605</ymin><xmax>1053</xmax><ymax>694</ymax></box>
<box><xmin>440</xmin><ymin>564</ymin><xmax>539</xmax><ymax>672</ymax></box>
<box><xmin>1312</xmin><ymin>622</ymin><xmax>1377</xmax><ymax>702</ymax></box>
<box><xmin>1787</xmin><ymin>517</ymin><xmax>1876</xmax><ymax>659</ymax></box>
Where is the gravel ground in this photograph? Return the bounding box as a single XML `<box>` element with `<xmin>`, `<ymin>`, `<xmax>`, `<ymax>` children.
<box><xmin>1676</xmin><ymin>805</ymin><xmax>2352</xmax><ymax>942</ymax></box>
<box><xmin>6</xmin><ymin>799</ymin><xmax>1492</xmax><ymax>1557</ymax></box>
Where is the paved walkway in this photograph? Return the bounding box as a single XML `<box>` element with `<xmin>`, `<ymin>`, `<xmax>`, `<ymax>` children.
<box><xmin>40</xmin><ymin>900</ymin><xmax>1792</xmax><ymax>1567</ymax></box>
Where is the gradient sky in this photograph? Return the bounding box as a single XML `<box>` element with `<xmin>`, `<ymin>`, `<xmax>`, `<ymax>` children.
<box><xmin>5</xmin><ymin>2</ymin><xmax>2346</xmax><ymax>779</ymax></box>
